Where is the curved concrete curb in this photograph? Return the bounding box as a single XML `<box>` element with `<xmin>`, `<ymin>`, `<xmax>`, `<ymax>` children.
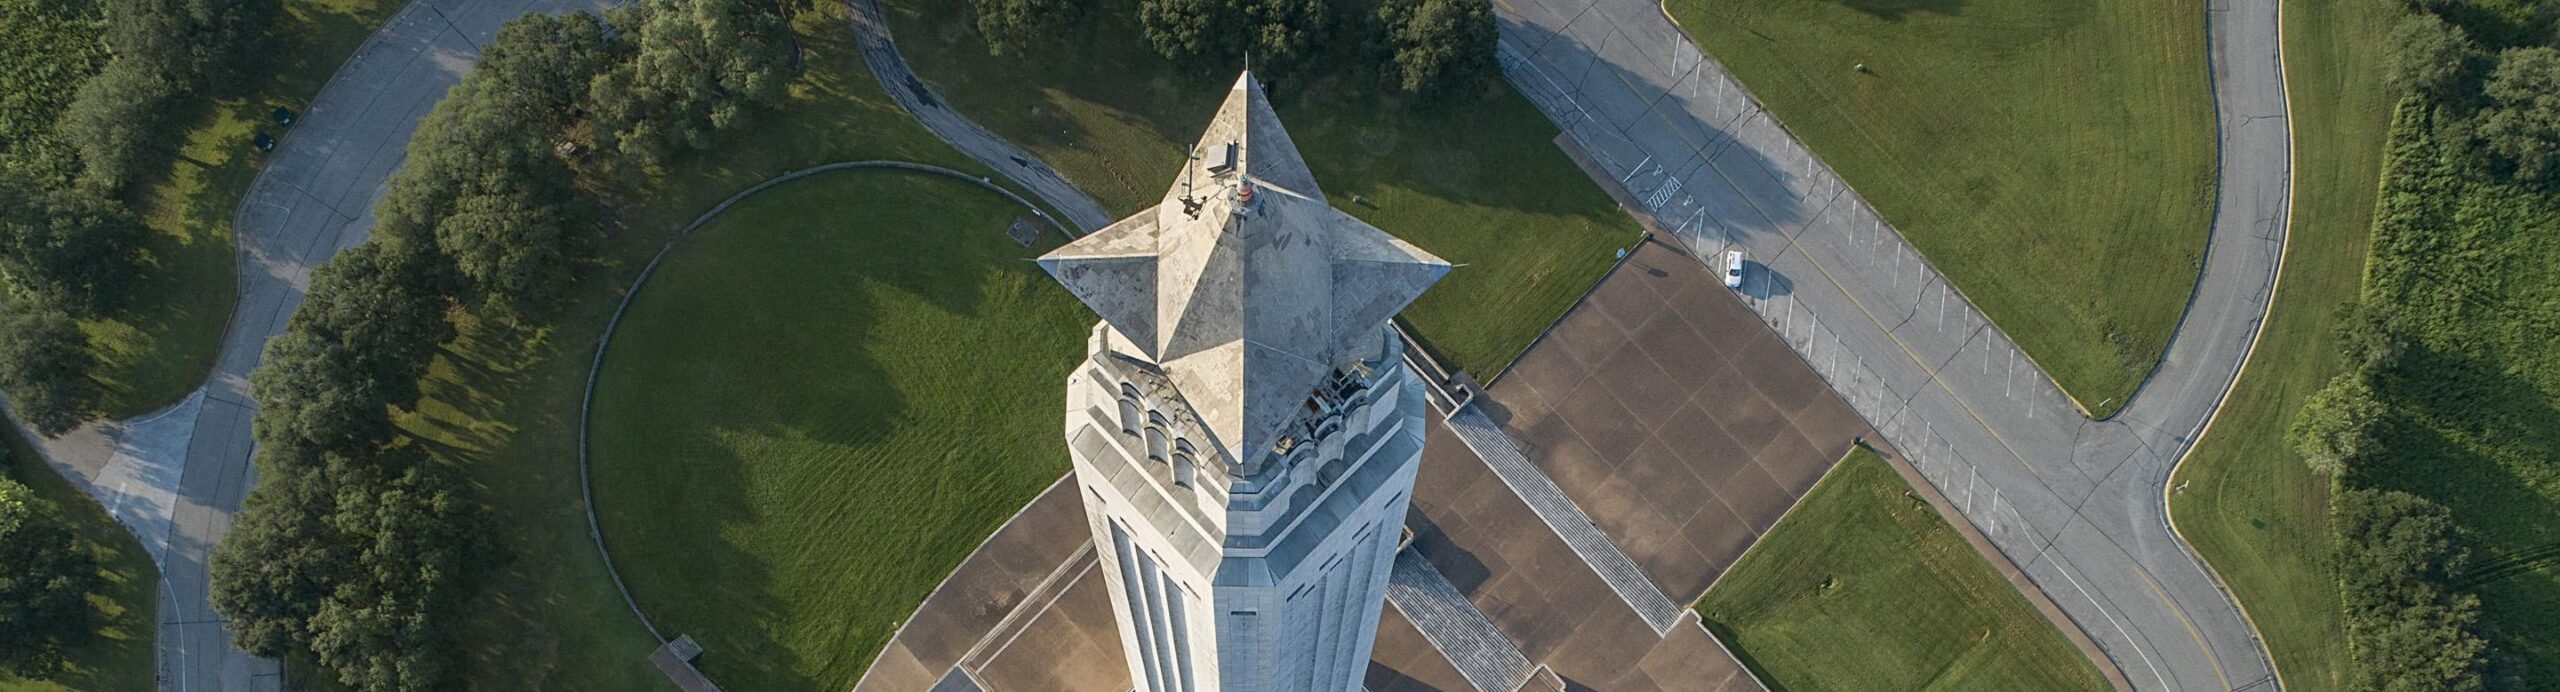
<box><xmin>575</xmin><ymin>161</ymin><xmax>1062</xmax><ymax>656</ymax></box>
<box><xmin>2160</xmin><ymin>0</ymin><xmax>2304</xmax><ymax>686</ymax></box>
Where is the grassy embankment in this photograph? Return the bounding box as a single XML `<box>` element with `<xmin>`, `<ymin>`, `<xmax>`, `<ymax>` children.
<box><xmin>404</xmin><ymin>3</ymin><xmax>1040</xmax><ymax>687</ymax></box>
<box><xmin>1665</xmin><ymin>0</ymin><xmax>2216</xmax><ymax>416</ymax></box>
<box><xmin>1697</xmin><ymin>448</ymin><xmax>2110</xmax><ymax>692</ymax></box>
<box><xmin>0</xmin><ymin>430</ymin><xmax>155</xmax><ymax>692</ymax></box>
<box><xmin>2165</xmin><ymin>0</ymin><xmax>2398</xmax><ymax>686</ymax></box>
<box><xmin>883</xmin><ymin>0</ymin><xmax>1636</xmax><ymax>378</ymax></box>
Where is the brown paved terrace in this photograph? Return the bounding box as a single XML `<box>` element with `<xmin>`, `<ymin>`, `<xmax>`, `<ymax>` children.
<box><xmin>1482</xmin><ymin>239</ymin><xmax>1876</xmax><ymax>604</ymax></box>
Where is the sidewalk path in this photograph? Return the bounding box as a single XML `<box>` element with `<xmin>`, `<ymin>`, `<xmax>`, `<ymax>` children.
<box><xmin>16</xmin><ymin>0</ymin><xmax>606</xmax><ymax>689</ymax></box>
<box><xmin>1492</xmin><ymin>0</ymin><xmax>2290</xmax><ymax>689</ymax></box>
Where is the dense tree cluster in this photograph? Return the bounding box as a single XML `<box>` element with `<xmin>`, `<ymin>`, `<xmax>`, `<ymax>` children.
<box><xmin>964</xmin><ymin>0</ymin><xmax>1497</xmax><ymax>96</ymax></box>
<box><xmin>208</xmin><ymin>3</ymin><xmax>793</xmax><ymax>688</ymax></box>
<box><xmin>970</xmin><ymin>0</ymin><xmax>1079</xmax><ymax>56</ymax></box>
<box><xmin>2385</xmin><ymin>14</ymin><xmax>2474</xmax><ymax>99</ymax></box>
<box><xmin>587</xmin><ymin>0</ymin><xmax>794</xmax><ymax>167</ymax></box>
<box><xmin>1378</xmin><ymin>0</ymin><xmax>1499</xmax><ymax>96</ymax></box>
<box><xmin>0</xmin><ymin>306</ymin><xmax>102</xmax><ymax>436</ymax></box>
<box><xmin>2332</xmin><ymin>489</ymin><xmax>2489</xmax><ymax>691</ymax></box>
<box><xmin>379</xmin><ymin>13</ymin><xmax>607</xmax><ymax>308</ymax></box>
<box><xmin>0</xmin><ymin>176</ymin><xmax>143</xmax><ymax>434</ymax></box>
<box><xmin>62</xmin><ymin>0</ymin><xmax>282</xmax><ymax>190</ymax></box>
<box><xmin>0</xmin><ymin>473</ymin><xmax>103</xmax><ymax>677</ymax></box>
<box><xmin>2478</xmin><ymin>47</ymin><xmax>2560</xmax><ymax>179</ymax></box>
<box><xmin>2288</xmin><ymin>370</ymin><xmax>2384</xmax><ymax>477</ymax></box>
<box><xmin>0</xmin><ymin>180</ymin><xmax>148</xmax><ymax>314</ymax></box>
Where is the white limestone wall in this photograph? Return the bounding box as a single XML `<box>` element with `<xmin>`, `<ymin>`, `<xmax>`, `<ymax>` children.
<box><xmin>1064</xmin><ymin>324</ymin><xmax>1425</xmax><ymax>692</ymax></box>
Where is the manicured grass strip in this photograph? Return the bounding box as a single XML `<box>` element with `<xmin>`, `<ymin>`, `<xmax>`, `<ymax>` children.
<box><xmin>84</xmin><ymin>0</ymin><xmax>396</xmax><ymax>417</ymax></box>
<box><xmin>1698</xmin><ymin>448</ymin><xmax>2109</xmax><ymax>692</ymax></box>
<box><xmin>882</xmin><ymin>0</ymin><xmax>1635</xmax><ymax>379</ymax></box>
<box><xmin>1666</xmin><ymin>0</ymin><xmax>2215</xmax><ymax>416</ymax></box>
<box><xmin>2165</xmin><ymin>0</ymin><xmax>2395</xmax><ymax>686</ymax></box>
<box><xmin>409</xmin><ymin>4</ymin><xmax>1009</xmax><ymax>685</ymax></box>
<box><xmin>585</xmin><ymin>169</ymin><xmax>1086</xmax><ymax>690</ymax></box>
<box><xmin>0</xmin><ymin>430</ymin><xmax>156</xmax><ymax>692</ymax></box>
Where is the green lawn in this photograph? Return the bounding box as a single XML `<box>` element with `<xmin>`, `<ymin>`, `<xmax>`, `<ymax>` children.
<box><xmin>401</xmin><ymin>3</ymin><xmax>1026</xmax><ymax>686</ymax></box>
<box><xmin>1667</xmin><ymin>0</ymin><xmax>2216</xmax><ymax>417</ymax></box>
<box><xmin>1697</xmin><ymin>448</ymin><xmax>2109</xmax><ymax>692</ymax></box>
<box><xmin>2164</xmin><ymin>0</ymin><xmax>2397</xmax><ymax>687</ymax></box>
<box><xmin>584</xmin><ymin>169</ymin><xmax>1086</xmax><ymax>690</ymax></box>
<box><xmin>82</xmin><ymin>0</ymin><xmax>397</xmax><ymax>417</ymax></box>
<box><xmin>0</xmin><ymin>431</ymin><xmax>156</xmax><ymax>692</ymax></box>
<box><xmin>882</xmin><ymin>0</ymin><xmax>1635</xmax><ymax>378</ymax></box>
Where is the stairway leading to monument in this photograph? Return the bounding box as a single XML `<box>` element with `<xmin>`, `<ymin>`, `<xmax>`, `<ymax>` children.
<box><xmin>1385</xmin><ymin>549</ymin><xmax>1537</xmax><ymax>692</ymax></box>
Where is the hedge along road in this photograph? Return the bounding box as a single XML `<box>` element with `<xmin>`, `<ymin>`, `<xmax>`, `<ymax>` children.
<box><xmin>1490</xmin><ymin>0</ymin><xmax>2292</xmax><ymax>690</ymax></box>
<box><xmin>8</xmin><ymin>0</ymin><xmax>608</xmax><ymax>690</ymax></box>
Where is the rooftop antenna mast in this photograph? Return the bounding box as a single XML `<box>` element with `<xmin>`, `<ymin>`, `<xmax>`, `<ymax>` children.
<box><xmin>1180</xmin><ymin>154</ymin><xmax>1203</xmax><ymax>218</ymax></box>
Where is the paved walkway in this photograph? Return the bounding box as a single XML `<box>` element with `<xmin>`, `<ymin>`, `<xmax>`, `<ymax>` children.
<box><xmin>13</xmin><ymin>0</ymin><xmax>607</xmax><ymax>689</ymax></box>
<box><xmin>1493</xmin><ymin>0</ymin><xmax>2290</xmax><ymax>689</ymax></box>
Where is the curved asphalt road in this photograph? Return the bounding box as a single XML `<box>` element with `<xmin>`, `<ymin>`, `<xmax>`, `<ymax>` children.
<box><xmin>847</xmin><ymin>0</ymin><xmax>1113</xmax><ymax>233</ymax></box>
<box><xmin>1490</xmin><ymin>0</ymin><xmax>2290</xmax><ymax>689</ymax></box>
<box><xmin>15</xmin><ymin>0</ymin><xmax>603</xmax><ymax>689</ymax></box>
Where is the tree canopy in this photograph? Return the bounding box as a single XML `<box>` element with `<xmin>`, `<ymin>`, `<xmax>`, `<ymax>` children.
<box><xmin>972</xmin><ymin>0</ymin><xmax>1078</xmax><ymax>56</ymax></box>
<box><xmin>588</xmin><ymin>0</ymin><xmax>794</xmax><ymax>166</ymax></box>
<box><xmin>0</xmin><ymin>181</ymin><xmax>148</xmax><ymax>314</ymax></box>
<box><xmin>1378</xmin><ymin>0</ymin><xmax>1499</xmax><ymax>96</ymax></box>
<box><xmin>2480</xmin><ymin>47</ymin><xmax>2560</xmax><ymax>179</ymax></box>
<box><xmin>0</xmin><ymin>474</ymin><xmax>103</xmax><ymax>676</ymax></box>
<box><xmin>2289</xmin><ymin>370</ymin><xmax>2386</xmax><ymax>477</ymax></box>
<box><xmin>2332</xmin><ymin>489</ymin><xmax>2489</xmax><ymax>692</ymax></box>
<box><xmin>0</xmin><ymin>306</ymin><xmax>101</xmax><ymax>436</ymax></box>
<box><xmin>2385</xmin><ymin>13</ymin><xmax>2474</xmax><ymax>98</ymax></box>
<box><xmin>1137</xmin><ymin>0</ymin><xmax>1330</xmax><ymax>68</ymax></box>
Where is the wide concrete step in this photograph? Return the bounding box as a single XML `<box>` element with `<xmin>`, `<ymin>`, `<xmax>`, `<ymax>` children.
<box><xmin>1386</xmin><ymin>549</ymin><xmax>1537</xmax><ymax>692</ymax></box>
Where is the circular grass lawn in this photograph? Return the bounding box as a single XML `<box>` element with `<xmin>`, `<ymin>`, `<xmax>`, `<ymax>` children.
<box><xmin>588</xmin><ymin>169</ymin><xmax>1090</xmax><ymax>690</ymax></box>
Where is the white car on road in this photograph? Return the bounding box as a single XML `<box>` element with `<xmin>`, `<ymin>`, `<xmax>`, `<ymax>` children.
<box><xmin>1724</xmin><ymin>250</ymin><xmax>1746</xmax><ymax>288</ymax></box>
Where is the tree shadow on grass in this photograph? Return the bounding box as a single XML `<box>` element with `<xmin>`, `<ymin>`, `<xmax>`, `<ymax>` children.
<box><xmin>2364</xmin><ymin>343</ymin><xmax>2560</xmax><ymax>551</ymax></box>
<box><xmin>579</xmin><ymin>170</ymin><xmax>1084</xmax><ymax>690</ymax></box>
<box><xmin>1834</xmin><ymin>0</ymin><xmax>1968</xmax><ymax>22</ymax></box>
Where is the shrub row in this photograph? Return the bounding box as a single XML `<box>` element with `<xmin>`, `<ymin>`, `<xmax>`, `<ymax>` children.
<box><xmin>205</xmin><ymin>2</ymin><xmax>791</xmax><ymax>688</ymax></box>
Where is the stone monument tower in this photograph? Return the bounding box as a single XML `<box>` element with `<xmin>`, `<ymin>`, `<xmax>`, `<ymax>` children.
<box><xmin>1039</xmin><ymin>72</ymin><xmax>1449</xmax><ymax>692</ymax></box>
